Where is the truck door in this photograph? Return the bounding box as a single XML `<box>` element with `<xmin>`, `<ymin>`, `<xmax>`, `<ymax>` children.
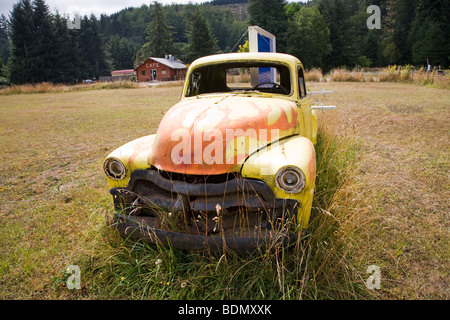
<box><xmin>298</xmin><ymin>67</ymin><xmax>313</xmax><ymax>141</ymax></box>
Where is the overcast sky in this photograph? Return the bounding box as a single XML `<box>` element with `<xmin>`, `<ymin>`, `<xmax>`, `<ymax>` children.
<box><xmin>0</xmin><ymin>0</ymin><xmax>208</xmax><ymax>18</ymax></box>
<box><xmin>1</xmin><ymin>0</ymin><xmax>308</xmax><ymax>21</ymax></box>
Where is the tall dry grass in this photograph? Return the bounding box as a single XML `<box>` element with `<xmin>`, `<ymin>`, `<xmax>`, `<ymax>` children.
<box><xmin>2</xmin><ymin>66</ymin><xmax>447</xmax><ymax>96</ymax></box>
<box><xmin>378</xmin><ymin>65</ymin><xmax>449</xmax><ymax>86</ymax></box>
<box><xmin>323</xmin><ymin>65</ymin><xmax>449</xmax><ymax>87</ymax></box>
<box><xmin>303</xmin><ymin>65</ymin><xmax>449</xmax><ymax>88</ymax></box>
<box><xmin>0</xmin><ymin>81</ymin><xmax>140</xmax><ymax>95</ymax></box>
<box><xmin>153</xmin><ymin>80</ymin><xmax>185</xmax><ymax>88</ymax></box>
<box><xmin>330</xmin><ymin>68</ymin><xmax>366</xmax><ymax>82</ymax></box>
<box><xmin>0</xmin><ymin>82</ymin><xmax>71</xmax><ymax>94</ymax></box>
<box><xmin>305</xmin><ymin>68</ymin><xmax>323</xmax><ymax>82</ymax></box>
<box><xmin>56</xmin><ymin>113</ymin><xmax>369</xmax><ymax>300</ymax></box>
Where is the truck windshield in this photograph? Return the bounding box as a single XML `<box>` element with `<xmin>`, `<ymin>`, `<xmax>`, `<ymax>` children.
<box><xmin>185</xmin><ymin>62</ymin><xmax>291</xmax><ymax>97</ymax></box>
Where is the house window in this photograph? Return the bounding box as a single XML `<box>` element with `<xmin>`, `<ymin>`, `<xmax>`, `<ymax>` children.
<box><xmin>142</xmin><ymin>70</ymin><xmax>146</xmax><ymax>76</ymax></box>
<box><xmin>162</xmin><ymin>69</ymin><xmax>167</xmax><ymax>75</ymax></box>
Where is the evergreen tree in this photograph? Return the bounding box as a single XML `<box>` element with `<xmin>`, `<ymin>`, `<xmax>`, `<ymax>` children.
<box><xmin>248</xmin><ymin>0</ymin><xmax>288</xmax><ymax>52</ymax></box>
<box><xmin>285</xmin><ymin>2</ymin><xmax>302</xmax><ymax>20</ymax></box>
<box><xmin>0</xmin><ymin>58</ymin><xmax>8</xmax><ymax>84</ymax></box>
<box><xmin>380</xmin><ymin>0</ymin><xmax>415</xmax><ymax>65</ymax></box>
<box><xmin>5</xmin><ymin>0</ymin><xmax>449</xmax><ymax>84</ymax></box>
<box><xmin>0</xmin><ymin>15</ymin><xmax>9</xmax><ymax>64</ymax></box>
<box><xmin>29</xmin><ymin>0</ymin><xmax>54</xmax><ymax>82</ymax></box>
<box><xmin>185</xmin><ymin>9</ymin><xmax>217</xmax><ymax>63</ymax></box>
<box><xmin>51</xmin><ymin>13</ymin><xmax>82</xmax><ymax>83</ymax></box>
<box><xmin>107</xmin><ymin>35</ymin><xmax>137</xmax><ymax>69</ymax></box>
<box><xmin>393</xmin><ymin>0</ymin><xmax>415</xmax><ymax>65</ymax></box>
<box><xmin>286</xmin><ymin>6</ymin><xmax>331</xmax><ymax>69</ymax></box>
<box><xmin>202</xmin><ymin>5</ymin><xmax>235</xmax><ymax>52</ymax></box>
<box><xmin>347</xmin><ymin>8</ymin><xmax>381</xmax><ymax>67</ymax></box>
<box><xmin>9</xmin><ymin>0</ymin><xmax>34</xmax><ymax>84</ymax></box>
<box><xmin>164</xmin><ymin>4</ymin><xmax>189</xmax><ymax>44</ymax></box>
<box><xmin>147</xmin><ymin>2</ymin><xmax>174</xmax><ymax>57</ymax></box>
<box><xmin>78</xmin><ymin>14</ymin><xmax>109</xmax><ymax>79</ymax></box>
<box><xmin>135</xmin><ymin>2</ymin><xmax>174</xmax><ymax>64</ymax></box>
<box><xmin>318</xmin><ymin>0</ymin><xmax>356</xmax><ymax>70</ymax></box>
<box><xmin>409</xmin><ymin>0</ymin><xmax>450</xmax><ymax>67</ymax></box>
<box><xmin>362</xmin><ymin>27</ymin><xmax>382</xmax><ymax>67</ymax></box>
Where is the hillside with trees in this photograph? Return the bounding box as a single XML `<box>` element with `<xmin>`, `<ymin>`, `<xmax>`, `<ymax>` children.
<box><xmin>1</xmin><ymin>0</ymin><xmax>449</xmax><ymax>84</ymax></box>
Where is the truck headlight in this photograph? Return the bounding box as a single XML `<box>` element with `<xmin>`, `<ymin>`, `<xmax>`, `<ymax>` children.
<box><xmin>275</xmin><ymin>166</ymin><xmax>305</xmax><ymax>193</ymax></box>
<box><xmin>104</xmin><ymin>157</ymin><xmax>126</xmax><ymax>180</ymax></box>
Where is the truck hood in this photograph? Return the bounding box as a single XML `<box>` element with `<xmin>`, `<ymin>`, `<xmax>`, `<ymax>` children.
<box><xmin>151</xmin><ymin>95</ymin><xmax>300</xmax><ymax>175</ymax></box>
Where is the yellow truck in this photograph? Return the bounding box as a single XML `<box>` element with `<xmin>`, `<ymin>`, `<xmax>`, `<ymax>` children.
<box><xmin>103</xmin><ymin>52</ymin><xmax>327</xmax><ymax>253</ymax></box>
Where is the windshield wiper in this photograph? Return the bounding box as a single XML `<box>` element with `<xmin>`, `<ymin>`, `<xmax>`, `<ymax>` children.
<box><xmin>231</xmin><ymin>90</ymin><xmax>273</xmax><ymax>97</ymax></box>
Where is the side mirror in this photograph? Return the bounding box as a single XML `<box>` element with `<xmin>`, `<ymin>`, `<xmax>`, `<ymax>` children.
<box><xmin>311</xmin><ymin>104</ymin><xmax>336</xmax><ymax>110</ymax></box>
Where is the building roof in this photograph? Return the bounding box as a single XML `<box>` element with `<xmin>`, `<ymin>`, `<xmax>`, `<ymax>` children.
<box><xmin>136</xmin><ymin>57</ymin><xmax>187</xmax><ymax>70</ymax></box>
<box><xmin>111</xmin><ymin>69</ymin><xmax>135</xmax><ymax>74</ymax></box>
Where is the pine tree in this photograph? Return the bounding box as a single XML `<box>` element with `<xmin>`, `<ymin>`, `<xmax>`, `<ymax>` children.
<box><xmin>248</xmin><ymin>0</ymin><xmax>288</xmax><ymax>52</ymax></box>
<box><xmin>52</xmin><ymin>13</ymin><xmax>81</xmax><ymax>83</ymax></box>
<box><xmin>107</xmin><ymin>35</ymin><xmax>137</xmax><ymax>69</ymax></box>
<box><xmin>409</xmin><ymin>0</ymin><xmax>450</xmax><ymax>67</ymax></box>
<box><xmin>9</xmin><ymin>0</ymin><xmax>34</xmax><ymax>84</ymax></box>
<box><xmin>286</xmin><ymin>7</ymin><xmax>331</xmax><ymax>69</ymax></box>
<box><xmin>29</xmin><ymin>0</ymin><xmax>54</xmax><ymax>82</ymax></box>
<box><xmin>78</xmin><ymin>14</ymin><xmax>109</xmax><ymax>79</ymax></box>
<box><xmin>135</xmin><ymin>2</ymin><xmax>175</xmax><ymax>64</ymax></box>
<box><xmin>346</xmin><ymin>7</ymin><xmax>382</xmax><ymax>67</ymax></box>
<box><xmin>146</xmin><ymin>2</ymin><xmax>174</xmax><ymax>57</ymax></box>
<box><xmin>186</xmin><ymin>8</ymin><xmax>217</xmax><ymax>63</ymax></box>
<box><xmin>318</xmin><ymin>0</ymin><xmax>355</xmax><ymax>69</ymax></box>
<box><xmin>0</xmin><ymin>14</ymin><xmax>9</xmax><ymax>64</ymax></box>
<box><xmin>384</xmin><ymin>0</ymin><xmax>415</xmax><ymax>65</ymax></box>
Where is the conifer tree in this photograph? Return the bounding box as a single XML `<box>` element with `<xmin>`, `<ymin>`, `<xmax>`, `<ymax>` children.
<box><xmin>52</xmin><ymin>13</ymin><xmax>81</xmax><ymax>83</ymax></box>
<box><xmin>107</xmin><ymin>35</ymin><xmax>137</xmax><ymax>70</ymax></box>
<box><xmin>146</xmin><ymin>2</ymin><xmax>174</xmax><ymax>58</ymax></box>
<box><xmin>9</xmin><ymin>0</ymin><xmax>34</xmax><ymax>84</ymax></box>
<box><xmin>78</xmin><ymin>14</ymin><xmax>109</xmax><ymax>79</ymax></box>
<box><xmin>185</xmin><ymin>8</ymin><xmax>217</xmax><ymax>63</ymax></box>
<box><xmin>248</xmin><ymin>0</ymin><xmax>288</xmax><ymax>52</ymax></box>
<box><xmin>0</xmin><ymin>14</ymin><xmax>9</xmax><ymax>64</ymax></box>
<box><xmin>286</xmin><ymin>7</ymin><xmax>331</xmax><ymax>69</ymax></box>
<box><xmin>409</xmin><ymin>0</ymin><xmax>449</xmax><ymax>67</ymax></box>
<box><xmin>318</xmin><ymin>0</ymin><xmax>355</xmax><ymax>69</ymax></box>
<box><xmin>135</xmin><ymin>2</ymin><xmax>175</xmax><ymax>64</ymax></box>
<box><xmin>29</xmin><ymin>0</ymin><xmax>54</xmax><ymax>82</ymax></box>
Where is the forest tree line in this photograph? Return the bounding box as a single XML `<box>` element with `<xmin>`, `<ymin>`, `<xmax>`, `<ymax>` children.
<box><xmin>0</xmin><ymin>0</ymin><xmax>448</xmax><ymax>85</ymax></box>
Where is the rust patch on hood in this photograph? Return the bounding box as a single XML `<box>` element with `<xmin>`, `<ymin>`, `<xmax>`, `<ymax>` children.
<box><xmin>150</xmin><ymin>95</ymin><xmax>300</xmax><ymax>174</ymax></box>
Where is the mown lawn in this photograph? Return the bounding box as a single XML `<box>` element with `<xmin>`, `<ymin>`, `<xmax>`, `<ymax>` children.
<box><xmin>0</xmin><ymin>82</ymin><xmax>448</xmax><ymax>299</ymax></box>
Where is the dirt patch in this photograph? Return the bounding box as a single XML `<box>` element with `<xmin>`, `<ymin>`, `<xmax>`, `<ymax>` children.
<box><xmin>388</xmin><ymin>104</ymin><xmax>424</xmax><ymax>114</ymax></box>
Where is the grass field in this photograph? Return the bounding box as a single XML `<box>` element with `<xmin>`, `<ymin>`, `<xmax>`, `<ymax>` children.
<box><xmin>0</xmin><ymin>82</ymin><xmax>448</xmax><ymax>299</ymax></box>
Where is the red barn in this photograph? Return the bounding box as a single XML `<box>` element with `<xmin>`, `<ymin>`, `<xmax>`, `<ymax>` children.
<box><xmin>135</xmin><ymin>55</ymin><xmax>187</xmax><ymax>82</ymax></box>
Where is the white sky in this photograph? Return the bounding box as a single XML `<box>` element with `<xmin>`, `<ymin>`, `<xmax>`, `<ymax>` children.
<box><xmin>1</xmin><ymin>1</ymin><xmax>206</xmax><ymax>18</ymax></box>
<box><xmin>1</xmin><ymin>0</ymin><xmax>307</xmax><ymax>19</ymax></box>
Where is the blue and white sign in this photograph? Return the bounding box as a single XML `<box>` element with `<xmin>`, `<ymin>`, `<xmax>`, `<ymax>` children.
<box><xmin>248</xmin><ymin>26</ymin><xmax>276</xmax><ymax>86</ymax></box>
